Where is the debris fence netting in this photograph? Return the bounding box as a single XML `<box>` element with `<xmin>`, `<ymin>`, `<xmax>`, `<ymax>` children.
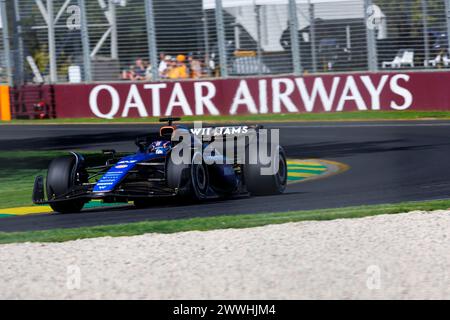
<box><xmin>0</xmin><ymin>0</ymin><xmax>449</xmax><ymax>84</ymax></box>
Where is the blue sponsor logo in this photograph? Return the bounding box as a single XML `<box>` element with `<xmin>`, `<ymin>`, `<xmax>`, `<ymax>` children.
<box><xmin>93</xmin><ymin>153</ymin><xmax>161</xmax><ymax>193</ymax></box>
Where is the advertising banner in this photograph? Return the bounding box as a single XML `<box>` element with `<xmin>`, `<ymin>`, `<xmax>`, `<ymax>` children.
<box><xmin>53</xmin><ymin>71</ymin><xmax>450</xmax><ymax>119</ymax></box>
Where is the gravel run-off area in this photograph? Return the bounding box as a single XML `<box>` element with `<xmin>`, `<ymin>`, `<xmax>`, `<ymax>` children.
<box><xmin>1</xmin><ymin>211</ymin><xmax>449</xmax><ymax>300</ymax></box>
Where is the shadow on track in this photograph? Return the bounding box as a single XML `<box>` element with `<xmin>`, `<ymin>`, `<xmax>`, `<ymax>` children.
<box><xmin>285</xmin><ymin>139</ymin><xmax>449</xmax><ymax>159</ymax></box>
<box><xmin>0</xmin><ymin>131</ymin><xmax>150</xmax><ymax>151</ymax></box>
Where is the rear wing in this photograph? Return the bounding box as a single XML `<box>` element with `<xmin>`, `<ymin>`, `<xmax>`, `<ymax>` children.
<box><xmin>188</xmin><ymin>125</ymin><xmax>269</xmax><ymax>164</ymax></box>
<box><xmin>189</xmin><ymin>125</ymin><xmax>262</xmax><ymax>141</ymax></box>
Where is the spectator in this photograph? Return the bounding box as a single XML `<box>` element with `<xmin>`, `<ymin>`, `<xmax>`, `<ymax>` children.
<box><xmin>121</xmin><ymin>65</ymin><xmax>134</xmax><ymax>80</ymax></box>
<box><xmin>159</xmin><ymin>53</ymin><xmax>169</xmax><ymax>78</ymax></box>
<box><xmin>188</xmin><ymin>53</ymin><xmax>202</xmax><ymax>79</ymax></box>
<box><xmin>131</xmin><ymin>58</ymin><xmax>146</xmax><ymax>81</ymax></box>
<box><xmin>208</xmin><ymin>53</ymin><xmax>218</xmax><ymax>76</ymax></box>
<box><xmin>145</xmin><ymin>62</ymin><xmax>153</xmax><ymax>81</ymax></box>
<box><xmin>176</xmin><ymin>54</ymin><xmax>188</xmax><ymax>79</ymax></box>
<box><xmin>168</xmin><ymin>54</ymin><xmax>188</xmax><ymax>79</ymax></box>
<box><xmin>167</xmin><ymin>57</ymin><xmax>178</xmax><ymax>79</ymax></box>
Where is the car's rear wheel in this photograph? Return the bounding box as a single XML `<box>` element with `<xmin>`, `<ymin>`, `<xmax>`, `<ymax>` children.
<box><xmin>243</xmin><ymin>145</ymin><xmax>287</xmax><ymax>196</ymax></box>
<box><xmin>46</xmin><ymin>156</ymin><xmax>85</xmax><ymax>214</ymax></box>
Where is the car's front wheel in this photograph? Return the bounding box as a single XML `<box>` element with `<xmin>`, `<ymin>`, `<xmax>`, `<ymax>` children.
<box><xmin>190</xmin><ymin>152</ymin><xmax>211</xmax><ymax>200</ymax></box>
<box><xmin>46</xmin><ymin>156</ymin><xmax>86</xmax><ymax>214</ymax></box>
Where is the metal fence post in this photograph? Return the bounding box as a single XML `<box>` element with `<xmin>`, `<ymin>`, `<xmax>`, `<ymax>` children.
<box><xmin>215</xmin><ymin>0</ymin><xmax>228</xmax><ymax>77</ymax></box>
<box><xmin>309</xmin><ymin>2</ymin><xmax>317</xmax><ymax>73</ymax></box>
<box><xmin>202</xmin><ymin>10</ymin><xmax>211</xmax><ymax>77</ymax></box>
<box><xmin>78</xmin><ymin>0</ymin><xmax>92</xmax><ymax>82</ymax></box>
<box><xmin>13</xmin><ymin>0</ymin><xmax>24</xmax><ymax>85</ymax></box>
<box><xmin>421</xmin><ymin>0</ymin><xmax>429</xmax><ymax>66</ymax></box>
<box><xmin>0</xmin><ymin>0</ymin><xmax>12</xmax><ymax>86</ymax></box>
<box><xmin>288</xmin><ymin>0</ymin><xmax>302</xmax><ymax>75</ymax></box>
<box><xmin>47</xmin><ymin>0</ymin><xmax>58</xmax><ymax>83</ymax></box>
<box><xmin>109</xmin><ymin>0</ymin><xmax>118</xmax><ymax>60</ymax></box>
<box><xmin>445</xmin><ymin>0</ymin><xmax>450</xmax><ymax>55</ymax></box>
<box><xmin>364</xmin><ymin>0</ymin><xmax>378</xmax><ymax>72</ymax></box>
<box><xmin>144</xmin><ymin>0</ymin><xmax>159</xmax><ymax>81</ymax></box>
<box><xmin>255</xmin><ymin>4</ymin><xmax>263</xmax><ymax>75</ymax></box>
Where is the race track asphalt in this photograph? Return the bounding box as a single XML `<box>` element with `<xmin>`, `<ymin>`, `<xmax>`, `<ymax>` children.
<box><xmin>1</xmin><ymin>121</ymin><xmax>450</xmax><ymax>232</ymax></box>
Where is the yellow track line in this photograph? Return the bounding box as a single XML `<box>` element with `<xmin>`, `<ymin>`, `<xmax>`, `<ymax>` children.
<box><xmin>289</xmin><ymin>172</ymin><xmax>317</xmax><ymax>178</ymax></box>
<box><xmin>0</xmin><ymin>206</ymin><xmax>52</xmax><ymax>216</ymax></box>
<box><xmin>287</xmin><ymin>161</ymin><xmax>325</xmax><ymax>167</ymax></box>
<box><xmin>289</xmin><ymin>166</ymin><xmax>327</xmax><ymax>171</ymax></box>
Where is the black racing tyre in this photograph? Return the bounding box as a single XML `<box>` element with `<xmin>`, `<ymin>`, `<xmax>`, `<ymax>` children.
<box><xmin>166</xmin><ymin>143</ymin><xmax>192</xmax><ymax>199</ymax></box>
<box><xmin>46</xmin><ymin>156</ymin><xmax>85</xmax><ymax>214</ymax></box>
<box><xmin>190</xmin><ymin>152</ymin><xmax>210</xmax><ymax>200</ymax></box>
<box><xmin>243</xmin><ymin>145</ymin><xmax>287</xmax><ymax>196</ymax></box>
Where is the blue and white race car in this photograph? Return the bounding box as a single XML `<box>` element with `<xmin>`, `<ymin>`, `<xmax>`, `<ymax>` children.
<box><xmin>33</xmin><ymin>118</ymin><xmax>287</xmax><ymax>213</ymax></box>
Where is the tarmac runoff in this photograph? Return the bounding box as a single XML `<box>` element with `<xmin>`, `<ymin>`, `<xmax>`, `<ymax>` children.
<box><xmin>0</xmin><ymin>159</ymin><xmax>348</xmax><ymax>217</ymax></box>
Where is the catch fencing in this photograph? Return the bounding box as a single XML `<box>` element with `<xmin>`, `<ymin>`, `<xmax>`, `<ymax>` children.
<box><xmin>1</xmin><ymin>0</ymin><xmax>450</xmax><ymax>85</ymax></box>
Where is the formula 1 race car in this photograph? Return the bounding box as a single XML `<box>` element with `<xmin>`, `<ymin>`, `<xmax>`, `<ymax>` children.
<box><xmin>33</xmin><ymin>118</ymin><xmax>287</xmax><ymax>213</ymax></box>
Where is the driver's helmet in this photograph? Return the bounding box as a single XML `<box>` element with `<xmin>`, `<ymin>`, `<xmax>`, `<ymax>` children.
<box><xmin>149</xmin><ymin>140</ymin><xmax>171</xmax><ymax>154</ymax></box>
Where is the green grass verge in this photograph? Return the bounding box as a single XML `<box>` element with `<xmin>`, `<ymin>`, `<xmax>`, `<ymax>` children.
<box><xmin>0</xmin><ymin>169</ymin><xmax>47</xmax><ymax>209</ymax></box>
<box><xmin>0</xmin><ymin>199</ymin><xmax>449</xmax><ymax>244</ymax></box>
<box><xmin>3</xmin><ymin>111</ymin><xmax>450</xmax><ymax>125</ymax></box>
<box><xmin>0</xmin><ymin>151</ymin><xmax>69</xmax><ymax>209</ymax></box>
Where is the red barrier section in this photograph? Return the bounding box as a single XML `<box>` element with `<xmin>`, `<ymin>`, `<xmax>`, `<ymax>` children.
<box><xmin>53</xmin><ymin>71</ymin><xmax>450</xmax><ymax>119</ymax></box>
<box><xmin>10</xmin><ymin>85</ymin><xmax>55</xmax><ymax>119</ymax></box>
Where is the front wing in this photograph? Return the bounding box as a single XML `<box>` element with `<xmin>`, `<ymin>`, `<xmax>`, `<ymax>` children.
<box><xmin>32</xmin><ymin>175</ymin><xmax>177</xmax><ymax>205</ymax></box>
